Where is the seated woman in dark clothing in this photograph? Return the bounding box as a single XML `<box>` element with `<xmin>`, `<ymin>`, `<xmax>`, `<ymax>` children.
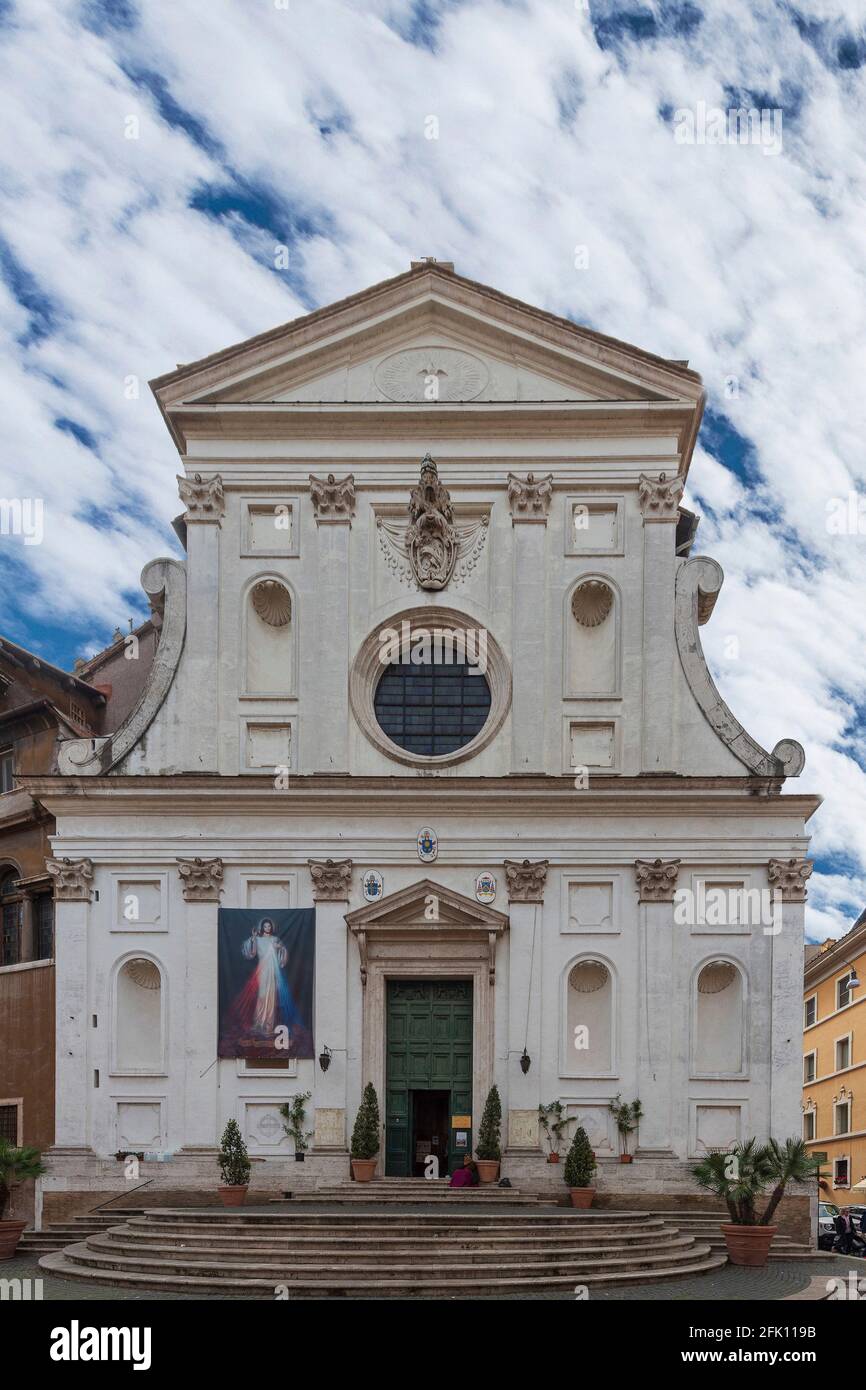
<box><xmin>449</xmin><ymin>1155</ymin><xmax>480</xmax><ymax>1187</ymax></box>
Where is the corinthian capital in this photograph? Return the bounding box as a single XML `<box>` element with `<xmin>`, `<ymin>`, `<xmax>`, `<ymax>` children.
<box><xmin>177</xmin><ymin>472</ymin><xmax>225</xmax><ymax>523</ymax></box>
<box><xmin>638</xmin><ymin>472</ymin><xmax>684</xmax><ymax>521</ymax></box>
<box><xmin>635</xmin><ymin>858</ymin><xmax>681</xmax><ymax>902</ymax></box>
<box><xmin>507</xmin><ymin>472</ymin><xmax>553</xmax><ymax>521</ymax></box>
<box><xmin>177</xmin><ymin>857</ymin><xmax>224</xmax><ymax>902</ymax></box>
<box><xmin>47</xmin><ymin>857</ymin><xmax>94</xmax><ymax>902</ymax></box>
<box><xmin>504</xmin><ymin>859</ymin><xmax>549</xmax><ymax>902</ymax></box>
<box><xmin>308</xmin><ymin>858</ymin><xmax>353</xmax><ymax>901</ymax></box>
<box><xmin>768</xmin><ymin>857</ymin><xmax>813</xmax><ymax>902</ymax></box>
<box><xmin>309</xmin><ymin>473</ymin><xmax>355</xmax><ymax>521</ymax></box>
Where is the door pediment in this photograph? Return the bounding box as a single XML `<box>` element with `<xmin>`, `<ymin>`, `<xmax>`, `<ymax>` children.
<box><xmin>345</xmin><ymin>878</ymin><xmax>508</xmax><ymax>984</ymax></box>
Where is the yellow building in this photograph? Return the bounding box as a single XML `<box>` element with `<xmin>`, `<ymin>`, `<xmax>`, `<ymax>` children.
<box><xmin>803</xmin><ymin>912</ymin><xmax>866</xmax><ymax>1198</ymax></box>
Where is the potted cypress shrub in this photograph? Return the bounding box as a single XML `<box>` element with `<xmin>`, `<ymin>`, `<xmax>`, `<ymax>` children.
<box><xmin>350</xmin><ymin>1082</ymin><xmax>380</xmax><ymax>1181</ymax></box>
<box><xmin>609</xmin><ymin>1095</ymin><xmax>642</xmax><ymax>1163</ymax></box>
<box><xmin>0</xmin><ymin>1139</ymin><xmax>46</xmax><ymax>1259</ymax></box>
<box><xmin>217</xmin><ymin>1118</ymin><xmax>251</xmax><ymax>1206</ymax></box>
<box><xmin>563</xmin><ymin>1125</ymin><xmax>597</xmax><ymax>1207</ymax></box>
<box><xmin>538</xmin><ymin>1101</ymin><xmax>571</xmax><ymax>1163</ymax></box>
<box><xmin>279</xmin><ymin>1091</ymin><xmax>313</xmax><ymax>1162</ymax></box>
<box><xmin>475</xmin><ymin>1085</ymin><xmax>502</xmax><ymax>1182</ymax></box>
<box><xmin>691</xmin><ymin>1137</ymin><xmax>820</xmax><ymax>1266</ymax></box>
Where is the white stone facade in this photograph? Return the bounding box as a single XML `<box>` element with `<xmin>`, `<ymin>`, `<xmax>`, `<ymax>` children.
<box><xmin>33</xmin><ymin>262</ymin><xmax>818</xmax><ymax>1200</ymax></box>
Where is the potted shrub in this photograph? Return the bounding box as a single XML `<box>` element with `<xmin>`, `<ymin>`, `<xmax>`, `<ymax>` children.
<box><xmin>0</xmin><ymin>1139</ymin><xmax>46</xmax><ymax>1259</ymax></box>
<box><xmin>475</xmin><ymin>1085</ymin><xmax>502</xmax><ymax>1182</ymax></box>
<box><xmin>350</xmin><ymin>1082</ymin><xmax>380</xmax><ymax>1181</ymax></box>
<box><xmin>563</xmin><ymin>1125</ymin><xmax>597</xmax><ymax>1207</ymax></box>
<box><xmin>217</xmin><ymin>1118</ymin><xmax>251</xmax><ymax>1206</ymax></box>
<box><xmin>692</xmin><ymin>1137</ymin><xmax>820</xmax><ymax>1266</ymax></box>
<box><xmin>538</xmin><ymin>1101</ymin><xmax>571</xmax><ymax>1163</ymax></box>
<box><xmin>280</xmin><ymin>1091</ymin><xmax>312</xmax><ymax>1162</ymax></box>
<box><xmin>609</xmin><ymin>1094</ymin><xmax>642</xmax><ymax>1163</ymax></box>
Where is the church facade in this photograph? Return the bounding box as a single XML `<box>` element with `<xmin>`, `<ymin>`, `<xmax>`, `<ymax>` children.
<box><xmin>28</xmin><ymin>261</ymin><xmax>819</xmax><ymax>1212</ymax></box>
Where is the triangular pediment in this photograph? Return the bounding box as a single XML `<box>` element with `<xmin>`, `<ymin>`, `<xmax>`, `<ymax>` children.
<box><xmin>151</xmin><ymin>264</ymin><xmax>703</xmax><ymax>440</ymax></box>
<box><xmin>345</xmin><ymin>878</ymin><xmax>509</xmax><ymax>933</ymax></box>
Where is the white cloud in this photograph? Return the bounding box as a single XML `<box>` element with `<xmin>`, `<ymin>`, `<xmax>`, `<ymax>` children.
<box><xmin>1</xmin><ymin>0</ymin><xmax>865</xmax><ymax>936</ymax></box>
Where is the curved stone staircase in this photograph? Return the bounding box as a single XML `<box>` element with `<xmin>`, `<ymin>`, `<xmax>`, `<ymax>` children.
<box><xmin>41</xmin><ymin>1206</ymin><xmax>726</xmax><ymax>1296</ymax></box>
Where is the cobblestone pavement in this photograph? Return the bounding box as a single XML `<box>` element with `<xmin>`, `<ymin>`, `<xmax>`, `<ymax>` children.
<box><xmin>3</xmin><ymin>1251</ymin><xmax>864</xmax><ymax>1302</ymax></box>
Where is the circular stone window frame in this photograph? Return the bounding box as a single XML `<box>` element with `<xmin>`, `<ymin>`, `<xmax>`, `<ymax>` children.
<box><xmin>350</xmin><ymin>605</ymin><xmax>512</xmax><ymax>769</ymax></box>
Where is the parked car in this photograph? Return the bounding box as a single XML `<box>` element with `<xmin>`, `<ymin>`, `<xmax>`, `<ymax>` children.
<box><xmin>818</xmin><ymin>1201</ymin><xmax>840</xmax><ymax>1250</ymax></box>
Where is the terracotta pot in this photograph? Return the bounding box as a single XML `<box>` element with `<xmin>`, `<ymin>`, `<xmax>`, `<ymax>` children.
<box><xmin>0</xmin><ymin>1220</ymin><xmax>27</xmax><ymax>1260</ymax></box>
<box><xmin>721</xmin><ymin>1224</ymin><xmax>777</xmax><ymax>1267</ymax></box>
<box><xmin>547</xmin><ymin>1153</ymin><xmax>561</xmax><ymax>1164</ymax></box>
<box><xmin>619</xmin><ymin>1154</ymin><xmax>633</xmax><ymax>1164</ymax></box>
<box><xmin>475</xmin><ymin>1160</ymin><xmax>500</xmax><ymax>1184</ymax></box>
<box><xmin>569</xmin><ymin>1187</ymin><xmax>596</xmax><ymax>1209</ymax></box>
<box><xmin>217</xmin><ymin>1185</ymin><xmax>248</xmax><ymax>1207</ymax></box>
<box><xmin>351</xmin><ymin>1158</ymin><xmax>377</xmax><ymax>1182</ymax></box>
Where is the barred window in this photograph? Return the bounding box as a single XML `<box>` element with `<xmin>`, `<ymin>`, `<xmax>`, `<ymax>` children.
<box><xmin>34</xmin><ymin>894</ymin><xmax>54</xmax><ymax>960</ymax></box>
<box><xmin>0</xmin><ymin>1105</ymin><xmax>19</xmax><ymax>1143</ymax></box>
<box><xmin>1</xmin><ymin>870</ymin><xmax>21</xmax><ymax>967</ymax></box>
<box><xmin>374</xmin><ymin>661</ymin><xmax>492</xmax><ymax>757</ymax></box>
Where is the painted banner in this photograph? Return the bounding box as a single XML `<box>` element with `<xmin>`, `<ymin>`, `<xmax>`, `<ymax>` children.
<box><xmin>217</xmin><ymin>908</ymin><xmax>315</xmax><ymax>1059</ymax></box>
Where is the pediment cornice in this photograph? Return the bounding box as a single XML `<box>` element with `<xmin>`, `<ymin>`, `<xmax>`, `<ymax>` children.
<box><xmin>345</xmin><ymin>878</ymin><xmax>509</xmax><ymax>934</ymax></box>
<box><xmin>150</xmin><ymin>264</ymin><xmax>705</xmax><ymax>462</ymax></box>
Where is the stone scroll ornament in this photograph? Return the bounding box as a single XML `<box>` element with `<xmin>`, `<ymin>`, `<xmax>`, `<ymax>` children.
<box><xmin>177</xmin><ymin>857</ymin><xmax>224</xmax><ymax>902</ymax></box>
<box><xmin>376</xmin><ymin>454</ymin><xmax>488</xmax><ymax>590</ymax></box>
<box><xmin>309</xmin><ymin>473</ymin><xmax>355</xmax><ymax>520</ymax></box>
<box><xmin>507</xmin><ymin>472</ymin><xmax>554</xmax><ymax>518</ymax></box>
<box><xmin>46</xmin><ymin>857</ymin><xmax>94</xmax><ymax>901</ymax></box>
<box><xmin>504</xmin><ymin>859</ymin><xmax>549</xmax><ymax>903</ymax></box>
<box><xmin>177</xmin><ymin>472</ymin><xmax>225</xmax><ymax>523</ymax></box>
<box><xmin>308</xmin><ymin>858</ymin><xmax>353</xmax><ymax>901</ymax></box>
<box><xmin>634</xmin><ymin>858</ymin><xmax>681</xmax><ymax>902</ymax></box>
<box><xmin>768</xmin><ymin>857</ymin><xmax>813</xmax><ymax>902</ymax></box>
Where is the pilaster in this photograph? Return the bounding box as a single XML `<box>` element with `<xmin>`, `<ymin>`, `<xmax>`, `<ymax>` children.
<box><xmin>48</xmin><ymin>858</ymin><xmax>93</xmax><ymax>1148</ymax></box>
<box><xmin>635</xmin><ymin>857</ymin><xmax>681</xmax><ymax>1154</ymax></box>
<box><xmin>638</xmin><ymin>472</ymin><xmax>683</xmax><ymax>773</ymax></box>
<box><xmin>509</xmin><ymin>475</ymin><xmax>550</xmax><ymax>772</ymax></box>
<box><xmin>309</xmin><ymin>474</ymin><xmax>354</xmax><ymax>773</ymax></box>
<box><xmin>178</xmin><ymin>857</ymin><xmax>223</xmax><ymax>1149</ymax></box>
<box><xmin>309</xmin><ymin>859</ymin><xmax>352</xmax><ymax>1149</ymax></box>
<box><xmin>178</xmin><ymin>472</ymin><xmax>223</xmax><ymax>772</ymax></box>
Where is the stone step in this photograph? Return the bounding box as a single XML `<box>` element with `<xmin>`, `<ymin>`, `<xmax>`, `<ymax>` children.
<box><xmin>40</xmin><ymin>1243</ymin><xmax>726</xmax><ymax>1295</ymax></box>
<box><xmin>120</xmin><ymin>1213</ymin><xmax>665</xmax><ymax>1236</ymax></box>
<box><xmin>47</xmin><ymin>1236</ymin><xmax>716</xmax><ymax>1281</ymax></box>
<box><xmin>84</xmin><ymin>1226</ymin><xmax>685</xmax><ymax>1259</ymax></box>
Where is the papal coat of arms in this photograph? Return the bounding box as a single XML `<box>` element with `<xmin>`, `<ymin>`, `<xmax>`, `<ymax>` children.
<box><xmin>417</xmin><ymin>827</ymin><xmax>438</xmax><ymax>862</ymax></box>
<box><xmin>362</xmin><ymin>870</ymin><xmax>384</xmax><ymax>902</ymax></box>
<box><xmin>376</xmin><ymin>455</ymin><xmax>488</xmax><ymax>591</ymax></box>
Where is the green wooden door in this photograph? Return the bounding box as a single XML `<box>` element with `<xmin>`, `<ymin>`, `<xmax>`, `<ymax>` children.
<box><xmin>385</xmin><ymin>980</ymin><xmax>473</xmax><ymax>1176</ymax></box>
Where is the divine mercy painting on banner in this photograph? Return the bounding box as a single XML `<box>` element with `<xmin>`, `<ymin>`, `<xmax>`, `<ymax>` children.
<box><xmin>218</xmin><ymin>908</ymin><xmax>315</xmax><ymax>1059</ymax></box>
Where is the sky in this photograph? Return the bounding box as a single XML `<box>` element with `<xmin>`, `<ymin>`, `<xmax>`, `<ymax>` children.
<box><xmin>0</xmin><ymin>0</ymin><xmax>865</xmax><ymax>940</ymax></box>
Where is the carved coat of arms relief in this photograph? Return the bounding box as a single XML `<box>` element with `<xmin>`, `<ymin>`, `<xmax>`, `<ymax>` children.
<box><xmin>376</xmin><ymin>454</ymin><xmax>489</xmax><ymax>592</ymax></box>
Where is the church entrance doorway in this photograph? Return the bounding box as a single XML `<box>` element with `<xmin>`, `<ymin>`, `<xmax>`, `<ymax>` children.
<box><xmin>385</xmin><ymin>979</ymin><xmax>473</xmax><ymax>1176</ymax></box>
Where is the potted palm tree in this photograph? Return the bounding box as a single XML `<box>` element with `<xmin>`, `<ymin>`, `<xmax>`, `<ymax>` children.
<box><xmin>564</xmin><ymin>1125</ymin><xmax>597</xmax><ymax>1207</ymax></box>
<box><xmin>350</xmin><ymin>1082</ymin><xmax>380</xmax><ymax>1181</ymax></box>
<box><xmin>538</xmin><ymin>1101</ymin><xmax>571</xmax><ymax>1163</ymax></box>
<box><xmin>692</xmin><ymin>1137</ymin><xmax>820</xmax><ymax>1266</ymax></box>
<box><xmin>475</xmin><ymin>1085</ymin><xmax>502</xmax><ymax>1182</ymax></box>
<box><xmin>279</xmin><ymin>1091</ymin><xmax>312</xmax><ymax>1162</ymax></box>
<box><xmin>217</xmin><ymin>1118</ymin><xmax>251</xmax><ymax>1206</ymax></box>
<box><xmin>609</xmin><ymin>1094</ymin><xmax>642</xmax><ymax>1163</ymax></box>
<box><xmin>0</xmin><ymin>1139</ymin><xmax>46</xmax><ymax>1259</ymax></box>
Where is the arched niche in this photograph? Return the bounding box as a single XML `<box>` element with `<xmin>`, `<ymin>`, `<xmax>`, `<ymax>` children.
<box><xmin>562</xmin><ymin>953</ymin><xmax>617</xmax><ymax>1077</ymax></box>
<box><xmin>243</xmin><ymin>574</ymin><xmax>296</xmax><ymax>697</ymax></box>
<box><xmin>111</xmin><ymin>953</ymin><xmax>166</xmax><ymax>1075</ymax></box>
<box><xmin>564</xmin><ymin>575</ymin><xmax>620</xmax><ymax>696</ymax></box>
<box><xmin>692</xmin><ymin>957</ymin><xmax>747</xmax><ymax>1077</ymax></box>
